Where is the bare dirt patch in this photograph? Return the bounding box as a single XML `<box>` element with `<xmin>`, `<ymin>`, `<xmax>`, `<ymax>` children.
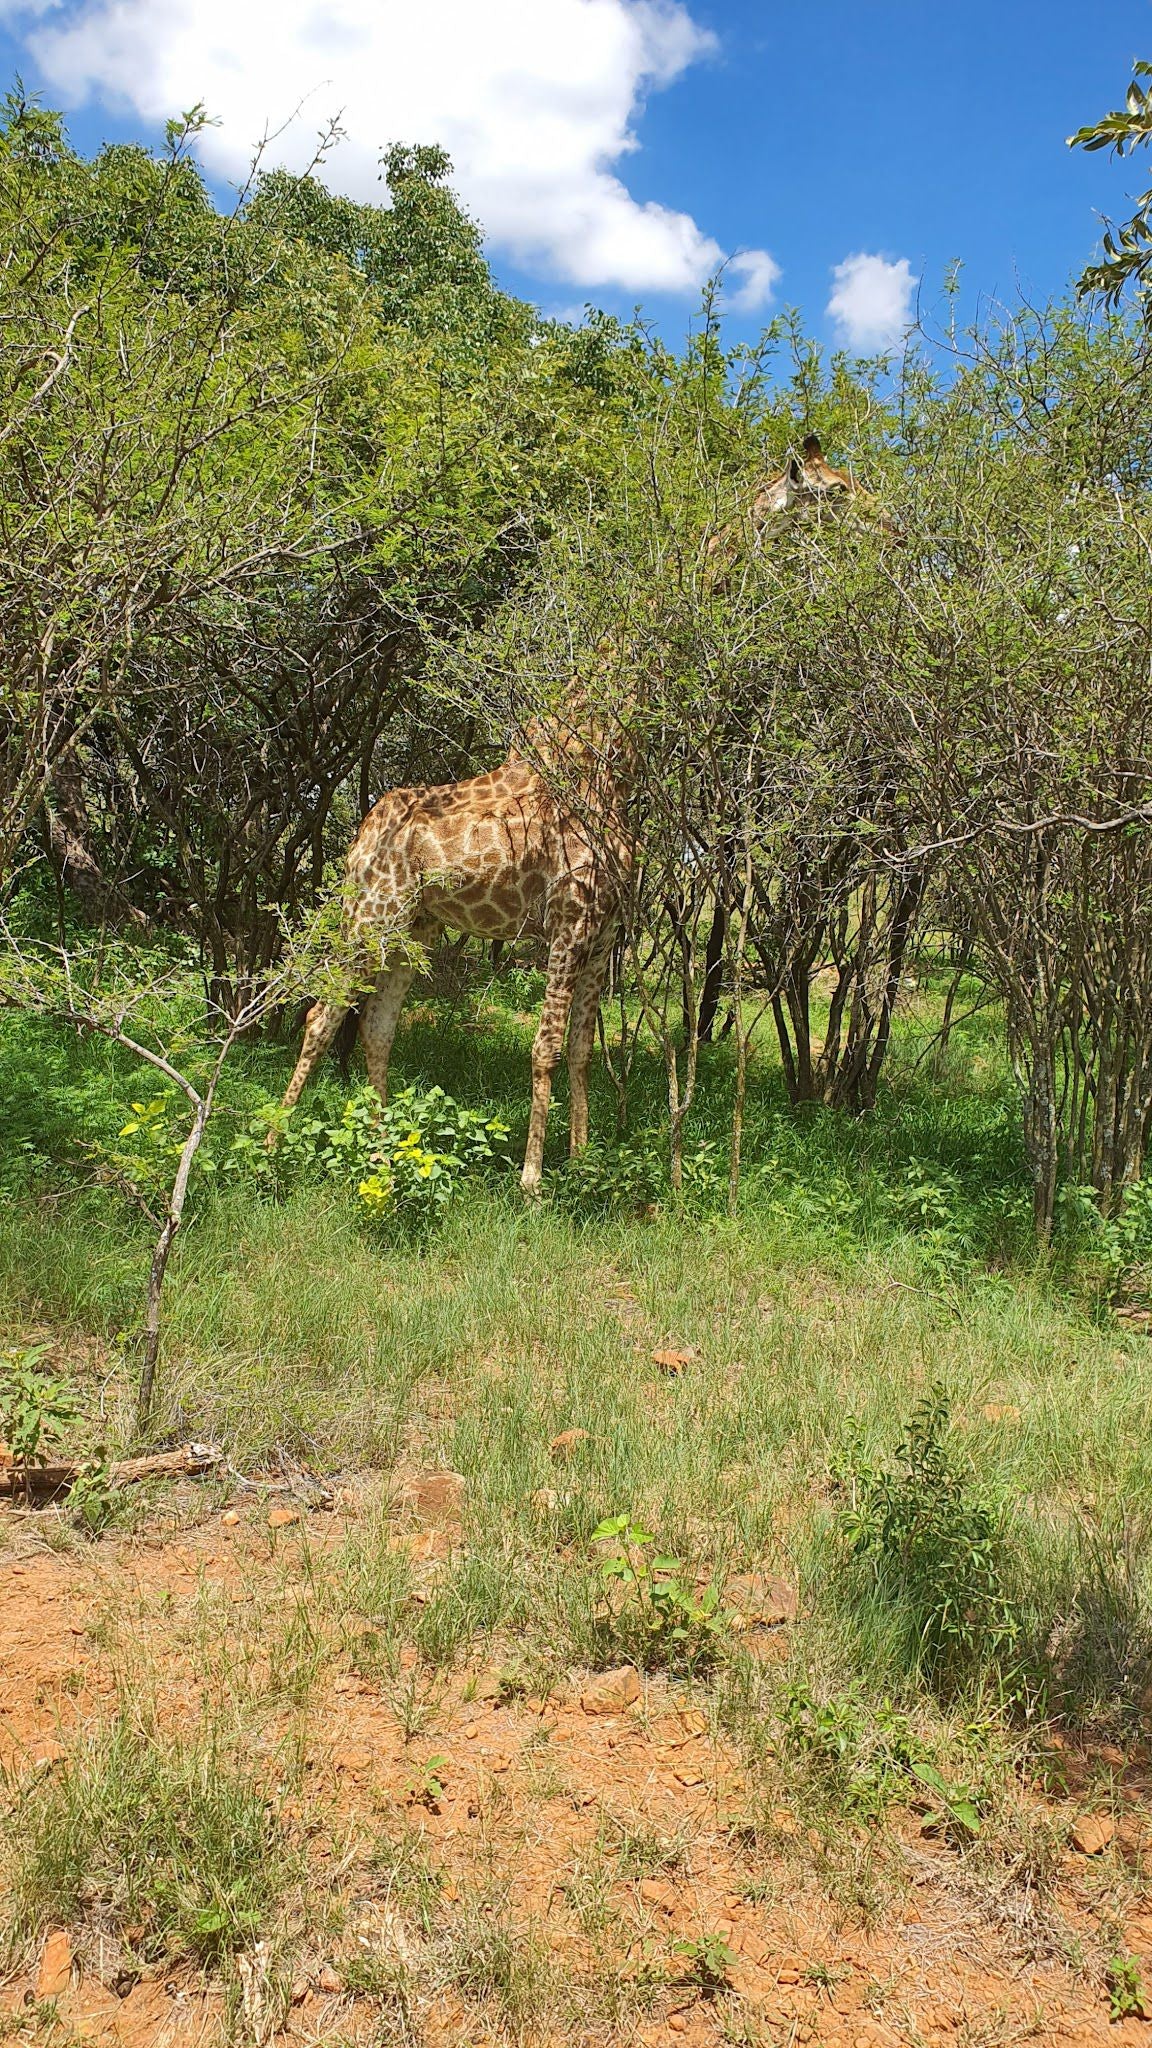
<box><xmin>2</xmin><ymin>1490</ymin><xmax>1152</xmax><ymax>2045</ymax></box>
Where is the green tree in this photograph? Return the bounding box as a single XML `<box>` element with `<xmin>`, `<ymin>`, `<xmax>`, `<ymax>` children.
<box><xmin>1069</xmin><ymin>60</ymin><xmax>1152</xmax><ymax>312</ymax></box>
<box><xmin>0</xmin><ymin>95</ymin><xmax>638</xmax><ymax>1004</ymax></box>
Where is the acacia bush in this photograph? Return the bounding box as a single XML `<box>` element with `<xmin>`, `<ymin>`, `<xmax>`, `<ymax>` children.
<box><xmin>446</xmin><ymin>299</ymin><xmax>1152</xmax><ymax>1237</ymax></box>
<box><xmin>881</xmin><ymin>308</ymin><xmax>1152</xmax><ymax>1235</ymax></box>
<box><xmin>0</xmin><ymin>97</ymin><xmax>634</xmax><ymax>1000</ymax></box>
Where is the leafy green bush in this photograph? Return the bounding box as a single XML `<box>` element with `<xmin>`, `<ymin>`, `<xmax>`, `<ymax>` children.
<box><xmin>231</xmin><ymin>1084</ymin><xmax>508</xmax><ymax>1230</ymax></box>
<box><xmin>553</xmin><ymin>1134</ymin><xmax>725</xmax><ymax>1216</ymax></box>
<box><xmin>781</xmin><ymin>1680</ymin><xmax>919</xmax><ymax>1822</ymax></box>
<box><xmin>1108</xmin><ymin>1954</ymin><xmax>1147</xmax><ymax>2023</ymax></box>
<box><xmin>672</xmin><ymin>1932</ymin><xmax>738</xmax><ymax>1990</ymax></box>
<box><xmin>551</xmin><ymin>1140</ymin><xmax>663</xmax><ymax>1215</ymax></box>
<box><xmin>781</xmin><ymin>1679</ymin><xmax>986</xmax><ymax>1836</ymax></box>
<box><xmin>837</xmin><ymin>1388</ymin><xmax>1023</xmax><ymax>1702</ymax></box>
<box><xmin>0</xmin><ymin>1343</ymin><xmax>79</xmax><ymax>1465</ymax></box>
<box><xmin>495</xmin><ymin>963</ymin><xmax>548</xmax><ymax>1009</ymax></box>
<box><xmin>1060</xmin><ymin>1174</ymin><xmax>1152</xmax><ymax>1298</ymax></box>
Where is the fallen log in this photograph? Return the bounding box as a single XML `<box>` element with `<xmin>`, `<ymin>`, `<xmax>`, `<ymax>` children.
<box><xmin>0</xmin><ymin>1442</ymin><xmax>223</xmax><ymax>1500</ymax></box>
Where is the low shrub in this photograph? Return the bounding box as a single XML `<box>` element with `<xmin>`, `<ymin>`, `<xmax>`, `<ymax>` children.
<box><xmin>836</xmin><ymin>1388</ymin><xmax>1024</xmax><ymax>1703</ymax></box>
<box><xmin>780</xmin><ymin>1680</ymin><xmax>919</xmax><ymax>1823</ymax></box>
<box><xmin>232</xmin><ymin>1083</ymin><xmax>509</xmax><ymax>1230</ymax></box>
<box><xmin>589</xmin><ymin>1512</ymin><xmax>729</xmax><ymax>1672</ymax></box>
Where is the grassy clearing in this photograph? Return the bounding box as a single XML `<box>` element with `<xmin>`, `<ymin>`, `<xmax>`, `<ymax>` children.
<box><xmin>3</xmin><ymin>1709</ymin><xmax>299</xmax><ymax>1971</ymax></box>
<box><xmin>2</xmin><ymin>970</ymin><xmax>1151</xmax><ymax>2036</ymax></box>
<box><xmin>2</xmin><ymin>971</ymin><xmax>1151</xmax><ymax>1723</ymax></box>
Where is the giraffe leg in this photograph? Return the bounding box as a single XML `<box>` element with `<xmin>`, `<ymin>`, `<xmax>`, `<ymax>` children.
<box><xmin>269</xmin><ymin>998</ymin><xmax>350</xmax><ymax>1147</ymax></box>
<box><xmin>521</xmin><ymin>936</ymin><xmax>579</xmax><ymax>1195</ymax></box>
<box><xmin>358</xmin><ymin>958</ymin><xmax>416</xmax><ymax>1107</ymax></box>
<box><xmin>566</xmin><ymin>929</ymin><xmax>616</xmax><ymax>1157</ymax></box>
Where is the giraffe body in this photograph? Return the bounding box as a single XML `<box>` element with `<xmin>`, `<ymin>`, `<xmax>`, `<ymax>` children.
<box><xmin>276</xmin><ymin>754</ymin><xmax>623</xmax><ymax>1190</ymax></box>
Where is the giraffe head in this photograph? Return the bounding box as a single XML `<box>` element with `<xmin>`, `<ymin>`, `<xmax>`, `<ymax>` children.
<box><xmin>705</xmin><ymin>434</ymin><xmax>897</xmax><ymax>591</ymax></box>
<box><xmin>750</xmin><ymin>434</ymin><xmax>891</xmax><ymax>528</ymax></box>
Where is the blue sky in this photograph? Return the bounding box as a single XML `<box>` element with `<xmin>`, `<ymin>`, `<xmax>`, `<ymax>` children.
<box><xmin>0</xmin><ymin>0</ymin><xmax>1148</xmax><ymax>351</ymax></box>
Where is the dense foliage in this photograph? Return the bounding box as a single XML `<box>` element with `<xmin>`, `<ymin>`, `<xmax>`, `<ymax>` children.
<box><xmin>2</xmin><ymin>93</ymin><xmax>1151</xmax><ymax>1273</ymax></box>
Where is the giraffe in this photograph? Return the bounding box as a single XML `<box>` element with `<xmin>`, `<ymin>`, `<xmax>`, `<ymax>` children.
<box><xmin>275</xmin><ymin>435</ymin><xmax>881</xmax><ymax>1190</ymax></box>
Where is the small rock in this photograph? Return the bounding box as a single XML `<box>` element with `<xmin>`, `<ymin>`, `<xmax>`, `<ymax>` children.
<box><xmin>639</xmin><ymin>1879</ymin><xmax>676</xmax><ymax>1911</ymax></box>
<box><xmin>221</xmin><ymin>1509</ymin><xmax>240</xmax><ymax>1528</ymax></box>
<box><xmin>37</xmin><ymin>1930</ymin><xmax>72</xmax><ymax>2001</ymax></box>
<box><xmin>290</xmin><ymin>1978</ymin><xmax>309</xmax><ymax>2006</ymax></box>
<box><xmin>549</xmin><ymin>1429</ymin><xmax>590</xmax><ymax>1462</ymax></box>
<box><xmin>667</xmin><ymin>2014</ymin><xmax>687</xmax><ymax>2034</ymax></box>
<box><xmin>725</xmin><ymin>1571</ymin><xmax>798</xmax><ymax>1628</ymax></box>
<box><xmin>404</xmin><ymin>1471</ymin><xmax>467</xmax><ymax>1524</ymax></box>
<box><xmin>317</xmin><ymin>1964</ymin><xmax>341</xmax><ymax>1994</ymax></box>
<box><xmin>742</xmin><ymin>1631</ymin><xmax>786</xmax><ymax>1665</ymax></box>
<box><xmin>581</xmin><ymin>1665</ymin><xmax>641</xmax><ymax>1715</ymax></box>
<box><xmin>267</xmin><ymin>1506</ymin><xmax>300</xmax><ymax>1529</ymax></box>
<box><xmin>1070</xmin><ymin>1813</ymin><xmax>1115</xmax><ymax>1855</ymax></box>
<box><xmin>776</xmin><ymin>1962</ymin><xmax>801</xmax><ymax>1986</ymax></box>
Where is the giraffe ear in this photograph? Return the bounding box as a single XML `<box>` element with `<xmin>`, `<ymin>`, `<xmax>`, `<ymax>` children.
<box><xmin>801</xmin><ymin>433</ymin><xmax>823</xmax><ymax>462</ymax></box>
<box><xmin>787</xmin><ymin>454</ymin><xmax>803</xmax><ymax>485</ymax></box>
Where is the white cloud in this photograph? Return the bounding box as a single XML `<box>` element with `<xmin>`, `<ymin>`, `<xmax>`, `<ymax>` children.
<box><xmin>3</xmin><ymin>0</ymin><xmax>781</xmax><ymax>303</ymax></box>
<box><xmin>723</xmin><ymin>248</ymin><xmax>781</xmax><ymax>313</ymax></box>
<box><xmin>827</xmin><ymin>251</ymin><xmax>916</xmax><ymax>349</ymax></box>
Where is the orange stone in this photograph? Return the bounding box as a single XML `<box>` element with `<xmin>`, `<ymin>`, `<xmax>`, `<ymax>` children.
<box><xmin>549</xmin><ymin>1429</ymin><xmax>591</xmax><ymax>1462</ymax></box>
<box><xmin>1070</xmin><ymin>1813</ymin><xmax>1115</xmax><ymax>1855</ymax></box>
<box><xmin>37</xmin><ymin>1930</ymin><xmax>72</xmax><ymax>2001</ymax></box>
<box><xmin>581</xmin><ymin>1665</ymin><xmax>641</xmax><ymax>1715</ymax></box>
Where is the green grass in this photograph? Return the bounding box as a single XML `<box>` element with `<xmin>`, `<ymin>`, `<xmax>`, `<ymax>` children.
<box><xmin>1</xmin><ymin>967</ymin><xmax>1152</xmax><ymax>1743</ymax></box>
<box><xmin>2</xmin><ymin>971</ymin><xmax>1149</xmax><ymax>2040</ymax></box>
<box><xmin>3</xmin><ymin>1710</ymin><xmax>296</xmax><ymax>1968</ymax></box>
